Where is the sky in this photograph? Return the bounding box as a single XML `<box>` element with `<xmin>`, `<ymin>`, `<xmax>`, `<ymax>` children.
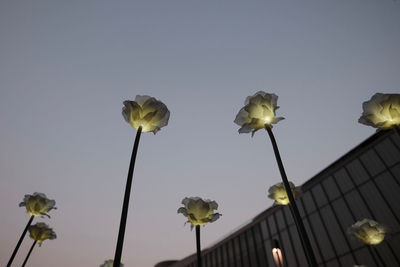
<box><xmin>0</xmin><ymin>0</ymin><xmax>399</xmax><ymax>266</ymax></box>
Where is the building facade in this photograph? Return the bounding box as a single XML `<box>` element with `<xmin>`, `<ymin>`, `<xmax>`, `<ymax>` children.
<box><xmin>159</xmin><ymin>129</ymin><xmax>400</xmax><ymax>267</ymax></box>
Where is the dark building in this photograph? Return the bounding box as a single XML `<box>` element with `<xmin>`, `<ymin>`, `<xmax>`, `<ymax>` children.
<box><xmin>157</xmin><ymin>129</ymin><xmax>400</xmax><ymax>267</ymax></box>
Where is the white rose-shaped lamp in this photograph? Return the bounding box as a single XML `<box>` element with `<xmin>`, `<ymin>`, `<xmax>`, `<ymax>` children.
<box><xmin>114</xmin><ymin>95</ymin><xmax>170</xmax><ymax>267</ymax></box>
<box><xmin>7</xmin><ymin>193</ymin><xmax>56</xmax><ymax>267</ymax></box>
<box><xmin>234</xmin><ymin>91</ymin><xmax>317</xmax><ymax>266</ymax></box>
<box><xmin>359</xmin><ymin>93</ymin><xmax>400</xmax><ymax>130</ymax></box>
<box><xmin>178</xmin><ymin>197</ymin><xmax>221</xmax><ymax>267</ymax></box>
<box><xmin>234</xmin><ymin>91</ymin><xmax>284</xmax><ymax>136</ymax></box>
<box><xmin>19</xmin><ymin>192</ymin><xmax>57</xmax><ymax>218</ymax></box>
<box><xmin>268</xmin><ymin>182</ymin><xmax>300</xmax><ymax>205</ymax></box>
<box><xmin>178</xmin><ymin>197</ymin><xmax>221</xmax><ymax>229</ymax></box>
<box><xmin>350</xmin><ymin>219</ymin><xmax>386</xmax><ymax>245</ymax></box>
<box><xmin>100</xmin><ymin>260</ymin><xmax>124</xmax><ymax>267</ymax></box>
<box><xmin>122</xmin><ymin>95</ymin><xmax>170</xmax><ymax>134</ymax></box>
<box><xmin>21</xmin><ymin>223</ymin><xmax>56</xmax><ymax>267</ymax></box>
<box><xmin>28</xmin><ymin>222</ymin><xmax>57</xmax><ymax>246</ymax></box>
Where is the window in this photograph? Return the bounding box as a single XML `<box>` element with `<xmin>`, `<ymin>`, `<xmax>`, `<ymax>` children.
<box><xmin>335</xmin><ymin>168</ymin><xmax>354</xmax><ymax>193</ymax></box>
<box><xmin>354</xmin><ymin>247</ymin><xmax>376</xmax><ymax>267</ymax></box>
<box><xmin>308</xmin><ymin>212</ymin><xmax>335</xmax><ymax>261</ymax></box>
<box><xmin>374</xmin><ymin>242</ymin><xmax>400</xmax><ymax>266</ymax></box>
<box><xmin>289</xmin><ymin>225</ymin><xmax>307</xmax><ymax>266</ymax></box>
<box><xmin>282</xmin><ymin>205</ymin><xmax>294</xmax><ymax>225</ymax></box>
<box><xmin>240</xmin><ymin>233</ymin><xmax>250</xmax><ymax>266</ymax></box>
<box><xmin>227</xmin><ymin>240</ymin><xmax>235</xmax><ymax>267</ymax></box>
<box><xmin>319</xmin><ymin>205</ymin><xmax>349</xmax><ymax>255</ymax></box>
<box><xmin>302</xmin><ymin>216</ymin><xmax>323</xmax><ymax>264</ymax></box>
<box><xmin>359</xmin><ymin>181</ymin><xmax>399</xmax><ymax>229</ymax></box>
<box><xmin>375</xmin><ymin>137</ymin><xmax>400</xmax><ymax>166</ymax></box>
<box><xmin>280</xmin><ymin>229</ymin><xmax>298</xmax><ymax>267</ymax></box>
<box><xmin>295</xmin><ymin>198</ymin><xmax>306</xmax><ymax>218</ymax></box>
<box><xmin>302</xmin><ymin>191</ymin><xmax>317</xmax><ymax>214</ymax></box>
<box><xmin>222</xmin><ymin>243</ymin><xmax>229</xmax><ymax>266</ymax></box>
<box><xmin>205</xmin><ymin>252</ymin><xmax>212</xmax><ymax>267</ymax></box>
<box><xmin>216</xmin><ymin>247</ymin><xmax>222</xmax><ymax>267</ymax></box>
<box><xmin>268</xmin><ymin>214</ymin><xmax>277</xmax><ymax>235</ymax></box>
<box><xmin>339</xmin><ymin>253</ymin><xmax>356</xmax><ymax>266</ymax></box>
<box><xmin>312</xmin><ymin>184</ymin><xmax>328</xmax><ymax>208</ymax></box>
<box><xmin>344</xmin><ymin>190</ymin><xmax>372</xmax><ymax>220</ymax></box>
<box><xmin>390</xmin><ymin>163</ymin><xmax>400</xmax><ymax>184</ymax></box>
<box><xmin>331</xmin><ymin>198</ymin><xmax>362</xmax><ymax>250</ymax></box>
<box><xmin>210</xmin><ymin>251</ymin><xmax>217</xmax><ymax>267</ymax></box>
<box><xmin>275</xmin><ymin>209</ymin><xmax>286</xmax><ymax>231</ymax></box>
<box><xmin>346</xmin><ymin>159</ymin><xmax>369</xmax><ymax>185</ymax></box>
<box><xmin>233</xmin><ymin>236</ymin><xmax>242</xmax><ymax>266</ymax></box>
<box><xmin>375</xmin><ymin>171</ymin><xmax>400</xmax><ymax>220</ymax></box>
<box><xmin>359</xmin><ymin>149</ymin><xmax>385</xmax><ymax>176</ymax></box>
<box><xmin>253</xmin><ymin>224</ymin><xmax>267</xmax><ymax>267</ymax></box>
<box><xmin>391</xmin><ymin>132</ymin><xmax>400</xmax><ymax>148</ymax></box>
<box><xmin>246</xmin><ymin>230</ymin><xmax>258</xmax><ymax>266</ymax></box>
<box><xmin>260</xmin><ymin>220</ymin><xmax>269</xmax><ymax>241</ymax></box>
<box><xmin>322</xmin><ymin>176</ymin><xmax>340</xmax><ymax>201</ymax></box>
<box><xmin>325</xmin><ymin>259</ymin><xmax>340</xmax><ymax>267</ymax></box>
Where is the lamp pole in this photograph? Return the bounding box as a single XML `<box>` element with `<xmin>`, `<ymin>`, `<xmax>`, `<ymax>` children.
<box><xmin>113</xmin><ymin>126</ymin><xmax>142</xmax><ymax>267</ymax></box>
<box><xmin>266</xmin><ymin>125</ymin><xmax>317</xmax><ymax>267</ymax></box>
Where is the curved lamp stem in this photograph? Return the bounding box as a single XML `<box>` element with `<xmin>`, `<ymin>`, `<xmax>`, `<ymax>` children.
<box><xmin>265</xmin><ymin>125</ymin><xmax>317</xmax><ymax>267</ymax></box>
<box><xmin>113</xmin><ymin>126</ymin><xmax>142</xmax><ymax>267</ymax></box>
<box><xmin>7</xmin><ymin>215</ymin><xmax>34</xmax><ymax>267</ymax></box>
<box><xmin>196</xmin><ymin>225</ymin><xmax>202</xmax><ymax>267</ymax></box>
<box><xmin>21</xmin><ymin>240</ymin><xmax>37</xmax><ymax>267</ymax></box>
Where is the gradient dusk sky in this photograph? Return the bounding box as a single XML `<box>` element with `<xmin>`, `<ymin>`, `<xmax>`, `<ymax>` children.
<box><xmin>0</xmin><ymin>1</ymin><xmax>399</xmax><ymax>266</ymax></box>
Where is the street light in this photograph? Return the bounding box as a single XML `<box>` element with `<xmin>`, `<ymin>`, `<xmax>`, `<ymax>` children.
<box><xmin>272</xmin><ymin>239</ymin><xmax>284</xmax><ymax>267</ymax></box>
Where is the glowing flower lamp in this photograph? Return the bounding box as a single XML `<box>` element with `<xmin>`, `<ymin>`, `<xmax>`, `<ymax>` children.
<box><xmin>21</xmin><ymin>223</ymin><xmax>56</xmax><ymax>267</ymax></box>
<box><xmin>19</xmin><ymin>192</ymin><xmax>57</xmax><ymax>218</ymax></box>
<box><xmin>234</xmin><ymin>91</ymin><xmax>317</xmax><ymax>267</ymax></box>
<box><xmin>359</xmin><ymin>93</ymin><xmax>400</xmax><ymax>130</ymax></box>
<box><xmin>234</xmin><ymin>91</ymin><xmax>284</xmax><ymax>136</ymax></box>
<box><xmin>122</xmin><ymin>95</ymin><xmax>170</xmax><ymax>134</ymax></box>
<box><xmin>268</xmin><ymin>182</ymin><xmax>300</xmax><ymax>205</ymax></box>
<box><xmin>100</xmin><ymin>259</ymin><xmax>124</xmax><ymax>267</ymax></box>
<box><xmin>178</xmin><ymin>197</ymin><xmax>221</xmax><ymax>267</ymax></box>
<box><xmin>7</xmin><ymin>193</ymin><xmax>56</xmax><ymax>267</ymax></box>
<box><xmin>113</xmin><ymin>95</ymin><xmax>170</xmax><ymax>267</ymax></box>
<box><xmin>350</xmin><ymin>219</ymin><xmax>386</xmax><ymax>245</ymax></box>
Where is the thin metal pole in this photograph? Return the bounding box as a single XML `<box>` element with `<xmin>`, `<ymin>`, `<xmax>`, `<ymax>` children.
<box><xmin>265</xmin><ymin>125</ymin><xmax>318</xmax><ymax>267</ymax></box>
<box><xmin>113</xmin><ymin>126</ymin><xmax>142</xmax><ymax>267</ymax></box>
<box><xmin>21</xmin><ymin>241</ymin><xmax>37</xmax><ymax>267</ymax></box>
<box><xmin>196</xmin><ymin>225</ymin><xmax>202</xmax><ymax>267</ymax></box>
<box><xmin>7</xmin><ymin>215</ymin><xmax>34</xmax><ymax>267</ymax></box>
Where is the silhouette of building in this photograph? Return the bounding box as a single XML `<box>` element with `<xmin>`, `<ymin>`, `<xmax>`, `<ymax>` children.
<box><xmin>157</xmin><ymin>129</ymin><xmax>400</xmax><ymax>267</ymax></box>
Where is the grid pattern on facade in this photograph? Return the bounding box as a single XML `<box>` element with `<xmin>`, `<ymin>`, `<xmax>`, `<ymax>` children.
<box><xmin>171</xmin><ymin>130</ymin><xmax>400</xmax><ymax>267</ymax></box>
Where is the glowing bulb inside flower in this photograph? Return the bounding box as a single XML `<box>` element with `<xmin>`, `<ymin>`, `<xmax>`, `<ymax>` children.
<box><xmin>264</xmin><ymin>116</ymin><xmax>272</xmax><ymax>124</ymax></box>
